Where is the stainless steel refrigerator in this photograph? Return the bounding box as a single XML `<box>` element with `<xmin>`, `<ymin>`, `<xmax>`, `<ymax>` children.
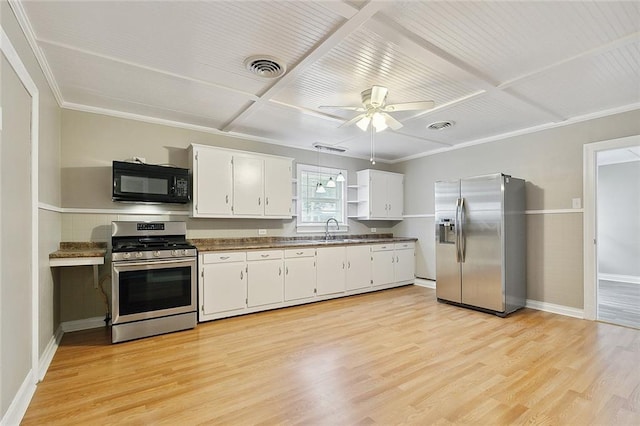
<box><xmin>435</xmin><ymin>173</ymin><xmax>526</xmax><ymax>316</ymax></box>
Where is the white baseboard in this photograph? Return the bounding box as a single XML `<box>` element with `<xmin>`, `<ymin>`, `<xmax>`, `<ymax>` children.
<box><xmin>414</xmin><ymin>278</ymin><xmax>436</xmax><ymax>289</ymax></box>
<box><xmin>61</xmin><ymin>316</ymin><xmax>107</xmax><ymax>333</ymax></box>
<box><xmin>598</xmin><ymin>273</ymin><xmax>640</xmax><ymax>285</ymax></box>
<box><xmin>525</xmin><ymin>299</ymin><xmax>584</xmax><ymax>319</ymax></box>
<box><xmin>0</xmin><ymin>370</ymin><xmax>36</xmax><ymax>426</ymax></box>
<box><xmin>38</xmin><ymin>326</ymin><xmax>63</xmax><ymax>381</ymax></box>
<box><xmin>415</xmin><ymin>281</ymin><xmax>583</xmax><ymax>319</ymax></box>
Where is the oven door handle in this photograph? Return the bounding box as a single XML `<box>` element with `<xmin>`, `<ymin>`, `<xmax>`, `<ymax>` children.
<box><xmin>113</xmin><ymin>258</ymin><xmax>195</xmax><ymax>268</ymax></box>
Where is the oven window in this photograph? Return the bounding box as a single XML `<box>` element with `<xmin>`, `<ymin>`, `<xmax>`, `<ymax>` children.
<box><xmin>119</xmin><ymin>266</ymin><xmax>191</xmax><ymax>315</ymax></box>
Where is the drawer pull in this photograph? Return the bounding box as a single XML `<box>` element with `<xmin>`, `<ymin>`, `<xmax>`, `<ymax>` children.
<box><xmin>296</xmin><ymin>251</ymin><xmax>304</xmax><ymax>255</ymax></box>
<box><xmin>261</xmin><ymin>254</ymin><xmax>270</xmax><ymax>258</ymax></box>
<box><xmin>220</xmin><ymin>256</ymin><xmax>230</xmax><ymax>260</ymax></box>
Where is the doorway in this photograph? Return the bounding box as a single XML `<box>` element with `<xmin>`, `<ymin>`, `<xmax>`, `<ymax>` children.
<box><xmin>583</xmin><ymin>135</ymin><xmax>640</xmax><ymax>327</ymax></box>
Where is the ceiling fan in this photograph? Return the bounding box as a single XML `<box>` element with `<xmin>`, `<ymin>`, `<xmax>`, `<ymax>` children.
<box><xmin>320</xmin><ymin>85</ymin><xmax>435</xmax><ymax>132</ymax></box>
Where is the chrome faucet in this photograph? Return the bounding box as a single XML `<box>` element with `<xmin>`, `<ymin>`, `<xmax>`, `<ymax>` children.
<box><xmin>325</xmin><ymin>218</ymin><xmax>339</xmax><ymax>240</ymax></box>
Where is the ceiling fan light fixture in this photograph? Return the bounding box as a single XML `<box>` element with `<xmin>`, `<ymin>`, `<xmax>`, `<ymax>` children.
<box><xmin>356</xmin><ymin>116</ymin><xmax>371</xmax><ymax>131</ymax></box>
<box><xmin>372</xmin><ymin>112</ymin><xmax>388</xmax><ymax>132</ymax></box>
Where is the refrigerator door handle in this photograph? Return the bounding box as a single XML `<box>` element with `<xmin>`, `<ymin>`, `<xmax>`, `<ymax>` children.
<box><xmin>455</xmin><ymin>198</ymin><xmax>461</xmax><ymax>263</ymax></box>
<box><xmin>460</xmin><ymin>197</ymin><xmax>466</xmax><ymax>263</ymax></box>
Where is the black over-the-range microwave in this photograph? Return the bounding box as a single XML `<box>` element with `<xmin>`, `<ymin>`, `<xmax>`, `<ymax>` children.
<box><xmin>112</xmin><ymin>161</ymin><xmax>191</xmax><ymax>204</ymax></box>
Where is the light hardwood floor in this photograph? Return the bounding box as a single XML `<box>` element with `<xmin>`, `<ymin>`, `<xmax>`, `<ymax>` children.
<box><xmin>23</xmin><ymin>286</ymin><xmax>640</xmax><ymax>425</ymax></box>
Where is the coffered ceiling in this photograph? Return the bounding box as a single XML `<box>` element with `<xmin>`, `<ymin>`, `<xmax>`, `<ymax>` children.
<box><xmin>12</xmin><ymin>1</ymin><xmax>640</xmax><ymax>162</ymax></box>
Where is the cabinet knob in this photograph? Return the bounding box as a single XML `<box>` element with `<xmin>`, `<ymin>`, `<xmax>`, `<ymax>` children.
<box><xmin>258</xmin><ymin>197</ymin><xmax>261</xmax><ymax>206</ymax></box>
<box><xmin>266</xmin><ymin>197</ymin><xmax>269</xmax><ymax>205</ymax></box>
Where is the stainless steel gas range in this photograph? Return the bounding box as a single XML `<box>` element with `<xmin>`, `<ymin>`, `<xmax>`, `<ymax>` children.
<box><xmin>111</xmin><ymin>221</ymin><xmax>197</xmax><ymax>343</ymax></box>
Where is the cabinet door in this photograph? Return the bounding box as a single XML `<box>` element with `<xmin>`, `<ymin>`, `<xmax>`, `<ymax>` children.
<box><xmin>202</xmin><ymin>263</ymin><xmax>246</xmax><ymax>315</ymax></box>
<box><xmin>247</xmin><ymin>259</ymin><xmax>284</xmax><ymax>307</ymax></box>
<box><xmin>233</xmin><ymin>155</ymin><xmax>264</xmax><ymax>216</ymax></box>
<box><xmin>264</xmin><ymin>157</ymin><xmax>292</xmax><ymax>217</ymax></box>
<box><xmin>387</xmin><ymin>173</ymin><xmax>404</xmax><ymax>219</ymax></box>
<box><xmin>346</xmin><ymin>245</ymin><xmax>371</xmax><ymax>290</ymax></box>
<box><xmin>369</xmin><ymin>171</ymin><xmax>388</xmax><ymax>218</ymax></box>
<box><xmin>316</xmin><ymin>247</ymin><xmax>346</xmax><ymax>295</ymax></box>
<box><xmin>372</xmin><ymin>249</ymin><xmax>395</xmax><ymax>286</ymax></box>
<box><xmin>395</xmin><ymin>248</ymin><xmax>415</xmax><ymax>282</ymax></box>
<box><xmin>284</xmin><ymin>257</ymin><xmax>316</xmax><ymax>301</ymax></box>
<box><xmin>194</xmin><ymin>148</ymin><xmax>233</xmax><ymax>216</ymax></box>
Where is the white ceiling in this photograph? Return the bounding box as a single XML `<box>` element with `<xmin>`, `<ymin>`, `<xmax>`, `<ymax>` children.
<box><xmin>13</xmin><ymin>0</ymin><xmax>640</xmax><ymax>162</ymax></box>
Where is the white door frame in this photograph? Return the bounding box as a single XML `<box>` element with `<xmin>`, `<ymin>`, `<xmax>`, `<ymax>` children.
<box><xmin>1</xmin><ymin>25</ymin><xmax>40</xmax><ymax>384</ymax></box>
<box><xmin>583</xmin><ymin>134</ymin><xmax>640</xmax><ymax>320</ymax></box>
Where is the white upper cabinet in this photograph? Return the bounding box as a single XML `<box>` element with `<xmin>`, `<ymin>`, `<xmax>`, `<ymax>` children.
<box><xmin>233</xmin><ymin>155</ymin><xmax>264</xmax><ymax>216</ymax></box>
<box><xmin>356</xmin><ymin>169</ymin><xmax>404</xmax><ymax>220</ymax></box>
<box><xmin>264</xmin><ymin>157</ymin><xmax>293</xmax><ymax>217</ymax></box>
<box><xmin>190</xmin><ymin>144</ymin><xmax>292</xmax><ymax>218</ymax></box>
<box><xmin>191</xmin><ymin>147</ymin><xmax>233</xmax><ymax>216</ymax></box>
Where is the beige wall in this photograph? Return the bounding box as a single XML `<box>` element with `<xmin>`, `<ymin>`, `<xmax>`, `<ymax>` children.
<box><xmin>2</xmin><ymin>2</ymin><xmax>62</xmax><ymax>421</ymax></box>
<box><xmin>392</xmin><ymin>109</ymin><xmax>640</xmax><ymax>308</ymax></box>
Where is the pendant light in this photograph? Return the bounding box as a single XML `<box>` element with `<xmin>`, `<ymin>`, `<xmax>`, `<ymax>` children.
<box><xmin>315</xmin><ymin>145</ymin><xmax>326</xmax><ymax>193</ymax></box>
<box><xmin>326</xmin><ymin>177</ymin><xmax>336</xmax><ymax>188</ymax></box>
<box><xmin>336</xmin><ymin>172</ymin><xmax>345</xmax><ymax>182</ymax></box>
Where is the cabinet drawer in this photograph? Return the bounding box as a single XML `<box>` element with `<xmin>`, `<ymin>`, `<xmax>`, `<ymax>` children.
<box><xmin>371</xmin><ymin>243</ymin><xmax>394</xmax><ymax>252</ymax></box>
<box><xmin>285</xmin><ymin>248</ymin><xmax>315</xmax><ymax>258</ymax></box>
<box><xmin>394</xmin><ymin>242</ymin><xmax>415</xmax><ymax>250</ymax></box>
<box><xmin>247</xmin><ymin>250</ymin><xmax>284</xmax><ymax>261</ymax></box>
<box><xmin>202</xmin><ymin>251</ymin><xmax>246</xmax><ymax>264</ymax></box>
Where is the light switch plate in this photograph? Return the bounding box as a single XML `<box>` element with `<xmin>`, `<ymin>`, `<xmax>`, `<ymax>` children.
<box><xmin>572</xmin><ymin>198</ymin><xmax>582</xmax><ymax>209</ymax></box>
<box><xmin>258</xmin><ymin>229</ymin><xmax>267</xmax><ymax>235</ymax></box>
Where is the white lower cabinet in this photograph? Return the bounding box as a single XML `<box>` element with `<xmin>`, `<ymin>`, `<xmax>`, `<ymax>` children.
<box><xmin>372</xmin><ymin>244</ymin><xmax>395</xmax><ymax>286</ymax></box>
<box><xmin>200</xmin><ymin>252</ymin><xmax>247</xmax><ymax>319</ymax></box>
<box><xmin>247</xmin><ymin>250</ymin><xmax>284</xmax><ymax>307</ymax></box>
<box><xmin>316</xmin><ymin>246</ymin><xmax>346</xmax><ymax>295</ymax></box>
<box><xmin>199</xmin><ymin>241</ymin><xmax>415</xmax><ymax>322</ymax></box>
<box><xmin>394</xmin><ymin>242</ymin><xmax>416</xmax><ymax>282</ymax></box>
<box><xmin>346</xmin><ymin>245</ymin><xmax>372</xmax><ymax>290</ymax></box>
<box><xmin>284</xmin><ymin>248</ymin><xmax>316</xmax><ymax>301</ymax></box>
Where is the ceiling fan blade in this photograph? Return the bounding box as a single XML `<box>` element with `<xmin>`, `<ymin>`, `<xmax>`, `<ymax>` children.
<box><xmin>370</xmin><ymin>86</ymin><xmax>389</xmax><ymax>106</ymax></box>
<box><xmin>319</xmin><ymin>105</ymin><xmax>365</xmax><ymax>111</ymax></box>
<box><xmin>382</xmin><ymin>112</ymin><xmax>403</xmax><ymax>131</ymax></box>
<box><xmin>339</xmin><ymin>113</ymin><xmax>367</xmax><ymax>128</ymax></box>
<box><xmin>383</xmin><ymin>100</ymin><xmax>435</xmax><ymax>112</ymax></box>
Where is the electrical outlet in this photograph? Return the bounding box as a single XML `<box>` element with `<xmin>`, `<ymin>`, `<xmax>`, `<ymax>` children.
<box><xmin>258</xmin><ymin>229</ymin><xmax>267</xmax><ymax>235</ymax></box>
<box><xmin>572</xmin><ymin>198</ymin><xmax>581</xmax><ymax>209</ymax></box>
<box><xmin>371</xmin><ymin>228</ymin><xmax>377</xmax><ymax>233</ymax></box>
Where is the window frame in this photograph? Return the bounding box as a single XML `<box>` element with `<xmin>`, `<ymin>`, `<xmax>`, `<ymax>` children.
<box><xmin>296</xmin><ymin>163</ymin><xmax>348</xmax><ymax>234</ymax></box>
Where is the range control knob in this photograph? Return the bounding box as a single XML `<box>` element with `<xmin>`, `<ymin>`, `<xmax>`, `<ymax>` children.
<box><xmin>153</xmin><ymin>251</ymin><xmax>161</xmax><ymax>257</ymax></box>
<box><xmin>123</xmin><ymin>252</ymin><xmax>131</xmax><ymax>259</ymax></box>
<box><xmin>171</xmin><ymin>250</ymin><xmax>179</xmax><ymax>256</ymax></box>
<box><xmin>135</xmin><ymin>252</ymin><xmax>143</xmax><ymax>258</ymax></box>
<box><xmin>182</xmin><ymin>249</ymin><xmax>188</xmax><ymax>256</ymax></box>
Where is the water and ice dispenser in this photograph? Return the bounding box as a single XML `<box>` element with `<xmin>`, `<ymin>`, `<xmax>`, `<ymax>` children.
<box><xmin>438</xmin><ymin>219</ymin><xmax>456</xmax><ymax>244</ymax></box>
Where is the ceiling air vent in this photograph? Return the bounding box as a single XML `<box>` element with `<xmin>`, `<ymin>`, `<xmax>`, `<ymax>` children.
<box><xmin>244</xmin><ymin>55</ymin><xmax>286</xmax><ymax>78</ymax></box>
<box><xmin>313</xmin><ymin>143</ymin><xmax>347</xmax><ymax>153</ymax></box>
<box><xmin>427</xmin><ymin>121</ymin><xmax>455</xmax><ymax>131</ymax></box>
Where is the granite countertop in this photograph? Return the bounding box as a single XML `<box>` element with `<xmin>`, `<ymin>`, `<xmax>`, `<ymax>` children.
<box><xmin>190</xmin><ymin>234</ymin><xmax>417</xmax><ymax>252</ymax></box>
<box><xmin>49</xmin><ymin>242</ymin><xmax>108</xmax><ymax>259</ymax></box>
